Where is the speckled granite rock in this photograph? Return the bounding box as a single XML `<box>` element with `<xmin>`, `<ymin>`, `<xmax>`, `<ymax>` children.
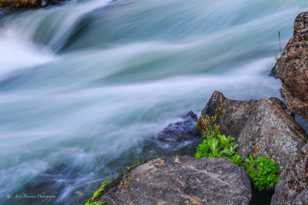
<box><xmin>201</xmin><ymin>91</ymin><xmax>307</xmax><ymax>205</ymax></box>
<box><xmin>292</xmin><ymin>188</ymin><xmax>308</xmax><ymax>205</ymax></box>
<box><xmin>100</xmin><ymin>156</ymin><xmax>251</xmax><ymax>205</ymax></box>
<box><xmin>273</xmin><ymin>12</ymin><xmax>308</xmax><ymax>119</ymax></box>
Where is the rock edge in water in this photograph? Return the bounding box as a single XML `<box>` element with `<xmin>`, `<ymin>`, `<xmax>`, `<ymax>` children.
<box><xmin>155</xmin><ymin>111</ymin><xmax>200</xmax><ymax>152</ymax></box>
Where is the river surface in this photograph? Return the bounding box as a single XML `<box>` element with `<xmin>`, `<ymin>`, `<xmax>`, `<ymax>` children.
<box><xmin>0</xmin><ymin>0</ymin><xmax>308</xmax><ymax>204</ymax></box>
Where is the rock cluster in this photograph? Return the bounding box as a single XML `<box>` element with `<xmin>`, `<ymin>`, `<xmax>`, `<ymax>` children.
<box><xmin>273</xmin><ymin>11</ymin><xmax>308</xmax><ymax>119</ymax></box>
<box><xmin>95</xmin><ymin>90</ymin><xmax>307</xmax><ymax>205</ymax></box>
<box><xmin>201</xmin><ymin>91</ymin><xmax>307</xmax><ymax>205</ymax></box>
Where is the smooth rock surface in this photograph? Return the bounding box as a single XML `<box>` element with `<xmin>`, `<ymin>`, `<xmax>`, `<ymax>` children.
<box><xmin>100</xmin><ymin>156</ymin><xmax>251</xmax><ymax>205</ymax></box>
<box><xmin>273</xmin><ymin>11</ymin><xmax>308</xmax><ymax>119</ymax></box>
<box><xmin>201</xmin><ymin>91</ymin><xmax>308</xmax><ymax>205</ymax></box>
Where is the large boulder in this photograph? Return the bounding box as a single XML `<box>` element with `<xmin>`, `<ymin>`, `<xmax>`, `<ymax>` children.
<box><xmin>201</xmin><ymin>91</ymin><xmax>307</xmax><ymax>205</ymax></box>
<box><xmin>100</xmin><ymin>156</ymin><xmax>251</xmax><ymax>205</ymax></box>
<box><xmin>273</xmin><ymin>11</ymin><xmax>308</xmax><ymax>119</ymax></box>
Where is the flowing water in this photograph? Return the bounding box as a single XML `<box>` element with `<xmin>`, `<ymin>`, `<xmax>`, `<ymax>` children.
<box><xmin>0</xmin><ymin>0</ymin><xmax>308</xmax><ymax>204</ymax></box>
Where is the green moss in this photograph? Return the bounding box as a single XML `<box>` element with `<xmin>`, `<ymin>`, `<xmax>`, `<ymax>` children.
<box><xmin>195</xmin><ymin>121</ymin><xmax>279</xmax><ymax>190</ymax></box>
<box><xmin>245</xmin><ymin>155</ymin><xmax>279</xmax><ymax>191</ymax></box>
<box><xmin>196</xmin><ymin>115</ymin><xmax>219</xmax><ymax>136</ymax></box>
<box><xmin>84</xmin><ymin>178</ymin><xmax>109</xmax><ymax>205</ymax></box>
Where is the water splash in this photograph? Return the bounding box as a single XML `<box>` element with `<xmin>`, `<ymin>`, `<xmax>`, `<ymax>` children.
<box><xmin>0</xmin><ymin>30</ymin><xmax>54</xmax><ymax>77</ymax></box>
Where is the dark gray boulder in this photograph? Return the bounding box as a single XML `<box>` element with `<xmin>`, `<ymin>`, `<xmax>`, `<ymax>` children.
<box><xmin>155</xmin><ymin>111</ymin><xmax>200</xmax><ymax>152</ymax></box>
<box><xmin>100</xmin><ymin>156</ymin><xmax>251</xmax><ymax>205</ymax></box>
<box><xmin>201</xmin><ymin>91</ymin><xmax>308</xmax><ymax>205</ymax></box>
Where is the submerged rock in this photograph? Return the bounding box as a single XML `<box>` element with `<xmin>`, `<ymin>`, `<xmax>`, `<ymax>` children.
<box><xmin>201</xmin><ymin>91</ymin><xmax>308</xmax><ymax>205</ymax></box>
<box><xmin>273</xmin><ymin>11</ymin><xmax>308</xmax><ymax>119</ymax></box>
<box><xmin>100</xmin><ymin>156</ymin><xmax>251</xmax><ymax>205</ymax></box>
<box><xmin>155</xmin><ymin>111</ymin><xmax>200</xmax><ymax>152</ymax></box>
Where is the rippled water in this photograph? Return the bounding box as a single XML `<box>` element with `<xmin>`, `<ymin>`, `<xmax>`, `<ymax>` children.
<box><xmin>0</xmin><ymin>0</ymin><xmax>307</xmax><ymax>204</ymax></box>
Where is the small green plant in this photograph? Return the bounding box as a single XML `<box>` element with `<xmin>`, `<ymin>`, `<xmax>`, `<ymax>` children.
<box><xmin>245</xmin><ymin>155</ymin><xmax>279</xmax><ymax>191</ymax></box>
<box><xmin>195</xmin><ymin>125</ymin><xmax>243</xmax><ymax>166</ymax></box>
<box><xmin>85</xmin><ymin>178</ymin><xmax>109</xmax><ymax>205</ymax></box>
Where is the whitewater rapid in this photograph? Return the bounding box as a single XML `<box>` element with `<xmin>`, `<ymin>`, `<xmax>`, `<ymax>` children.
<box><xmin>0</xmin><ymin>0</ymin><xmax>308</xmax><ymax>204</ymax></box>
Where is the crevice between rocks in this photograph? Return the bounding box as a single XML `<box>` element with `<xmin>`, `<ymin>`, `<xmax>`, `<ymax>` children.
<box><xmin>249</xmin><ymin>186</ymin><xmax>274</xmax><ymax>205</ymax></box>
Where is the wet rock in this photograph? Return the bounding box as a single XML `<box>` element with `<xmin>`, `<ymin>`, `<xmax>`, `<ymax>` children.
<box><xmin>295</xmin><ymin>114</ymin><xmax>308</xmax><ymax>134</ymax></box>
<box><xmin>201</xmin><ymin>91</ymin><xmax>308</xmax><ymax>205</ymax></box>
<box><xmin>155</xmin><ymin>111</ymin><xmax>200</xmax><ymax>152</ymax></box>
<box><xmin>0</xmin><ymin>0</ymin><xmax>65</xmax><ymax>8</ymax></box>
<box><xmin>100</xmin><ymin>156</ymin><xmax>251</xmax><ymax>205</ymax></box>
<box><xmin>273</xmin><ymin>11</ymin><xmax>308</xmax><ymax>119</ymax></box>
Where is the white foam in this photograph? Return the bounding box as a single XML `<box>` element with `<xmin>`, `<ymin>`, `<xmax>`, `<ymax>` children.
<box><xmin>0</xmin><ymin>30</ymin><xmax>54</xmax><ymax>77</ymax></box>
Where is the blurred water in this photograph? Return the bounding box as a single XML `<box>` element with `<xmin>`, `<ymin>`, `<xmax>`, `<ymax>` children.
<box><xmin>0</xmin><ymin>0</ymin><xmax>307</xmax><ymax>204</ymax></box>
